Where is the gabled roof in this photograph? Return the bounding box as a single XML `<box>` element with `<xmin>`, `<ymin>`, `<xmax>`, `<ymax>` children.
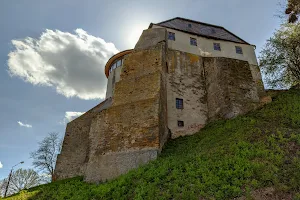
<box><xmin>149</xmin><ymin>17</ymin><xmax>250</xmax><ymax>45</ymax></box>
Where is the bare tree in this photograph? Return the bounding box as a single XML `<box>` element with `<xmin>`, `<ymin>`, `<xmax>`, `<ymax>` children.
<box><xmin>0</xmin><ymin>169</ymin><xmax>41</xmax><ymax>197</ymax></box>
<box><xmin>0</xmin><ymin>179</ymin><xmax>6</xmax><ymax>197</ymax></box>
<box><xmin>31</xmin><ymin>132</ymin><xmax>62</xmax><ymax>181</ymax></box>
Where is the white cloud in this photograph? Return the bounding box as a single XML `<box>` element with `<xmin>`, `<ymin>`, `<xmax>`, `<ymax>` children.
<box><xmin>17</xmin><ymin>121</ymin><xmax>32</xmax><ymax>128</ymax></box>
<box><xmin>0</xmin><ymin>161</ymin><xmax>3</xmax><ymax>169</ymax></box>
<box><xmin>8</xmin><ymin>29</ymin><xmax>119</xmax><ymax>100</ymax></box>
<box><xmin>60</xmin><ymin>111</ymin><xmax>85</xmax><ymax>124</ymax></box>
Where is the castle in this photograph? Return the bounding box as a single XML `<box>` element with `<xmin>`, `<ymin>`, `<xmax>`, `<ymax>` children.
<box><xmin>54</xmin><ymin>17</ymin><xmax>270</xmax><ymax>182</ymax></box>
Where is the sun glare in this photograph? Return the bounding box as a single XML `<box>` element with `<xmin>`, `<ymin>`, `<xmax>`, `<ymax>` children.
<box><xmin>128</xmin><ymin>25</ymin><xmax>147</xmax><ymax>48</ymax></box>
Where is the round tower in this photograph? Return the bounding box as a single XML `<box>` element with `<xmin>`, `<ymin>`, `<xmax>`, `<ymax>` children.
<box><xmin>104</xmin><ymin>49</ymin><xmax>133</xmax><ymax>99</ymax></box>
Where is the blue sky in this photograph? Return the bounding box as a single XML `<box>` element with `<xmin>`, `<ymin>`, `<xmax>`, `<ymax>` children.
<box><xmin>0</xmin><ymin>0</ymin><xmax>283</xmax><ymax>179</ymax></box>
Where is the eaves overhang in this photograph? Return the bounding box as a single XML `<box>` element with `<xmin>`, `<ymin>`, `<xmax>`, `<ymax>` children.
<box><xmin>104</xmin><ymin>49</ymin><xmax>133</xmax><ymax>78</ymax></box>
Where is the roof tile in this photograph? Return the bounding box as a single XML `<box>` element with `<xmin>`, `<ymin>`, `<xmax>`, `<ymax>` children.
<box><xmin>154</xmin><ymin>17</ymin><xmax>249</xmax><ymax>44</ymax></box>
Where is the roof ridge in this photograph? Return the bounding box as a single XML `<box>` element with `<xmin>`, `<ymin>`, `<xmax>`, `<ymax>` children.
<box><xmin>156</xmin><ymin>17</ymin><xmax>179</xmax><ymax>25</ymax></box>
<box><xmin>153</xmin><ymin>17</ymin><xmax>250</xmax><ymax>45</ymax></box>
<box><xmin>174</xmin><ymin>17</ymin><xmax>225</xmax><ymax>29</ymax></box>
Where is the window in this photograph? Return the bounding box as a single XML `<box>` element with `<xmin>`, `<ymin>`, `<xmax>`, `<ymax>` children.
<box><xmin>109</xmin><ymin>57</ymin><xmax>125</xmax><ymax>75</ymax></box>
<box><xmin>168</xmin><ymin>32</ymin><xmax>175</xmax><ymax>41</ymax></box>
<box><xmin>188</xmin><ymin>23</ymin><xmax>192</xmax><ymax>28</ymax></box>
<box><xmin>190</xmin><ymin>37</ymin><xmax>197</xmax><ymax>46</ymax></box>
<box><xmin>112</xmin><ymin>63</ymin><xmax>117</xmax><ymax>70</ymax></box>
<box><xmin>117</xmin><ymin>59</ymin><xmax>122</xmax><ymax>67</ymax></box>
<box><xmin>176</xmin><ymin>98</ymin><xmax>183</xmax><ymax>109</ymax></box>
<box><xmin>213</xmin><ymin>43</ymin><xmax>221</xmax><ymax>51</ymax></box>
<box><xmin>178</xmin><ymin>121</ymin><xmax>184</xmax><ymax>127</ymax></box>
<box><xmin>235</xmin><ymin>46</ymin><xmax>243</xmax><ymax>54</ymax></box>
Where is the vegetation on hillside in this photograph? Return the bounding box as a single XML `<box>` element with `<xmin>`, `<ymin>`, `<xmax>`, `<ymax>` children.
<box><xmin>5</xmin><ymin>90</ymin><xmax>300</xmax><ymax>200</ymax></box>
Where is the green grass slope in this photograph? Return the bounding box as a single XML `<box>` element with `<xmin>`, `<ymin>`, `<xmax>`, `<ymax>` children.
<box><xmin>6</xmin><ymin>90</ymin><xmax>300</xmax><ymax>200</ymax></box>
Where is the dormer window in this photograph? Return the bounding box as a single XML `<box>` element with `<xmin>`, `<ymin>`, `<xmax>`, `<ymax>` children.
<box><xmin>188</xmin><ymin>23</ymin><xmax>192</xmax><ymax>28</ymax></box>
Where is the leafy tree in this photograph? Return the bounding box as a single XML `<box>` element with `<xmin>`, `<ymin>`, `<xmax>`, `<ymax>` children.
<box><xmin>0</xmin><ymin>169</ymin><xmax>41</xmax><ymax>197</ymax></box>
<box><xmin>31</xmin><ymin>132</ymin><xmax>62</xmax><ymax>181</ymax></box>
<box><xmin>285</xmin><ymin>0</ymin><xmax>300</xmax><ymax>23</ymax></box>
<box><xmin>259</xmin><ymin>22</ymin><xmax>300</xmax><ymax>88</ymax></box>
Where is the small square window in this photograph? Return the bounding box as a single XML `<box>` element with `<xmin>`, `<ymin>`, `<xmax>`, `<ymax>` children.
<box><xmin>213</xmin><ymin>43</ymin><xmax>221</xmax><ymax>51</ymax></box>
<box><xmin>178</xmin><ymin>121</ymin><xmax>184</xmax><ymax>127</ymax></box>
<box><xmin>168</xmin><ymin>32</ymin><xmax>175</xmax><ymax>41</ymax></box>
<box><xmin>176</xmin><ymin>98</ymin><xmax>183</xmax><ymax>109</ymax></box>
<box><xmin>235</xmin><ymin>46</ymin><xmax>243</xmax><ymax>54</ymax></box>
<box><xmin>190</xmin><ymin>37</ymin><xmax>197</xmax><ymax>46</ymax></box>
<box><xmin>188</xmin><ymin>23</ymin><xmax>192</xmax><ymax>28</ymax></box>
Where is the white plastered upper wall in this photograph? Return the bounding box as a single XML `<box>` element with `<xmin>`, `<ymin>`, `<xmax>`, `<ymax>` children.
<box><xmin>151</xmin><ymin>24</ymin><xmax>258</xmax><ymax>66</ymax></box>
<box><xmin>105</xmin><ymin>66</ymin><xmax>123</xmax><ymax>99</ymax></box>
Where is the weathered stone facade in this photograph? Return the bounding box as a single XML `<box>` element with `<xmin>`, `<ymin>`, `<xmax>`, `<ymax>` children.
<box><xmin>166</xmin><ymin>51</ymin><xmax>208</xmax><ymax>138</ymax></box>
<box><xmin>204</xmin><ymin>57</ymin><xmax>261</xmax><ymax>121</ymax></box>
<box><xmin>54</xmin><ymin>26</ymin><xmax>270</xmax><ymax>183</ymax></box>
<box><xmin>55</xmin><ymin>28</ymin><xmax>169</xmax><ymax>182</ymax></box>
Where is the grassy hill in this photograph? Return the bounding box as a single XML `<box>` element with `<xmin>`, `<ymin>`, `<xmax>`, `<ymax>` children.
<box><xmin>6</xmin><ymin>90</ymin><xmax>300</xmax><ymax>200</ymax></box>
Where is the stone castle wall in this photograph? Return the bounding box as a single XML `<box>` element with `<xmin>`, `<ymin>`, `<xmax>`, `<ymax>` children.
<box><xmin>55</xmin><ymin>28</ymin><xmax>169</xmax><ymax>182</ymax></box>
<box><xmin>165</xmin><ymin>52</ymin><xmax>267</xmax><ymax>138</ymax></box>
<box><xmin>204</xmin><ymin>57</ymin><xmax>262</xmax><ymax>122</ymax></box>
<box><xmin>54</xmin><ymin>27</ymin><xmax>269</xmax><ymax>182</ymax></box>
<box><xmin>166</xmin><ymin>51</ymin><xmax>208</xmax><ymax>138</ymax></box>
<box><xmin>54</xmin><ymin>99</ymin><xmax>111</xmax><ymax>180</ymax></box>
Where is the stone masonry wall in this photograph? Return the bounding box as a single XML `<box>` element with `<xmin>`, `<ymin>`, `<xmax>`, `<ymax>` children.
<box><xmin>167</xmin><ymin>50</ymin><xmax>208</xmax><ymax>138</ymax></box>
<box><xmin>165</xmin><ymin>52</ymin><xmax>267</xmax><ymax>138</ymax></box>
<box><xmin>249</xmin><ymin>64</ymin><xmax>267</xmax><ymax>99</ymax></box>
<box><xmin>54</xmin><ymin>99</ymin><xmax>111</xmax><ymax>180</ymax></box>
<box><xmin>84</xmin><ymin>28</ymin><xmax>169</xmax><ymax>182</ymax></box>
<box><xmin>204</xmin><ymin>57</ymin><xmax>261</xmax><ymax>122</ymax></box>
